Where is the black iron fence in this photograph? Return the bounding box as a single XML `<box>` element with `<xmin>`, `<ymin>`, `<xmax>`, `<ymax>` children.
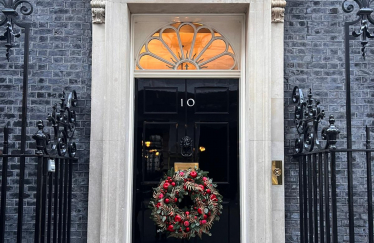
<box><xmin>0</xmin><ymin>91</ymin><xmax>78</xmax><ymax>243</ymax></box>
<box><xmin>295</xmin><ymin>137</ymin><xmax>374</xmax><ymax>243</ymax></box>
<box><xmin>292</xmin><ymin>87</ymin><xmax>374</xmax><ymax>243</ymax></box>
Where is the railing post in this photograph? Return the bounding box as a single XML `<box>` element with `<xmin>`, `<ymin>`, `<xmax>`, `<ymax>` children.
<box><xmin>63</xmin><ymin>159</ymin><xmax>68</xmax><ymax>242</ymax></box>
<box><xmin>58</xmin><ymin>159</ymin><xmax>64</xmax><ymax>242</ymax></box>
<box><xmin>0</xmin><ymin>126</ymin><xmax>9</xmax><ymax>243</ymax></box>
<box><xmin>53</xmin><ymin>159</ymin><xmax>59</xmax><ymax>243</ymax></box>
<box><xmin>33</xmin><ymin>120</ymin><xmax>48</xmax><ymax>243</ymax></box>
<box><xmin>308</xmin><ymin>155</ymin><xmax>314</xmax><ymax>243</ymax></box>
<box><xmin>366</xmin><ymin>126</ymin><xmax>373</xmax><ymax>243</ymax></box>
<box><xmin>324</xmin><ymin>152</ymin><xmax>330</xmax><ymax>243</ymax></box>
<box><xmin>303</xmin><ymin>156</ymin><xmax>309</xmax><ymax>243</ymax></box>
<box><xmin>331</xmin><ymin>151</ymin><xmax>338</xmax><ymax>243</ymax></box>
<box><xmin>35</xmin><ymin>156</ymin><xmax>44</xmax><ymax>243</ymax></box>
<box><xmin>299</xmin><ymin>156</ymin><xmax>304</xmax><ymax>243</ymax></box>
<box><xmin>313</xmin><ymin>154</ymin><xmax>318</xmax><ymax>243</ymax></box>
<box><xmin>67</xmin><ymin>159</ymin><xmax>73</xmax><ymax>243</ymax></box>
<box><xmin>47</xmin><ymin>159</ymin><xmax>53</xmax><ymax>243</ymax></box>
<box><xmin>347</xmin><ymin>150</ymin><xmax>355</xmax><ymax>242</ymax></box>
<box><xmin>41</xmin><ymin>157</ymin><xmax>48</xmax><ymax>243</ymax></box>
<box><xmin>17</xmin><ymin>20</ymin><xmax>32</xmax><ymax>243</ymax></box>
<box><xmin>318</xmin><ymin>153</ymin><xmax>324</xmax><ymax>243</ymax></box>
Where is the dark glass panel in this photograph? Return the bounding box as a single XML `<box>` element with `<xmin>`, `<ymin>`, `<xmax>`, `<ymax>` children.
<box><xmin>195</xmin><ymin>122</ymin><xmax>229</xmax><ymax>183</ymax></box>
<box><xmin>144</xmin><ymin>87</ymin><xmax>178</xmax><ymax>113</ymax></box>
<box><xmin>194</xmin><ymin>87</ymin><xmax>229</xmax><ymax>113</ymax></box>
<box><xmin>143</xmin><ymin>122</ymin><xmax>178</xmax><ymax>183</ymax></box>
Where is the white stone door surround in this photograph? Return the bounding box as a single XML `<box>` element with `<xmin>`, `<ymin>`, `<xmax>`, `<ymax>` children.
<box><xmin>87</xmin><ymin>1</ymin><xmax>286</xmax><ymax>242</ymax></box>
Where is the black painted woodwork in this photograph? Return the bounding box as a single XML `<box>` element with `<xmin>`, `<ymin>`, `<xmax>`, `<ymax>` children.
<box><xmin>133</xmin><ymin>79</ymin><xmax>240</xmax><ymax>243</ymax></box>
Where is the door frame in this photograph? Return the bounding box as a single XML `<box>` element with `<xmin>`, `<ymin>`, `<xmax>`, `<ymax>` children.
<box><xmin>87</xmin><ymin>3</ymin><xmax>286</xmax><ymax>243</ymax></box>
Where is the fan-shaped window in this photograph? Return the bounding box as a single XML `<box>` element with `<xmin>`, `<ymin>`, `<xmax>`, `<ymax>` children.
<box><xmin>136</xmin><ymin>22</ymin><xmax>238</xmax><ymax>70</ymax></box>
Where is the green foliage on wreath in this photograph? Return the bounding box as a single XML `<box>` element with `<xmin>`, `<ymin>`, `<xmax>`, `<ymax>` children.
<box><xmin>148</xmin><ymin>167</ymin><xmax>223</xmax><ymax>239</ymax></box>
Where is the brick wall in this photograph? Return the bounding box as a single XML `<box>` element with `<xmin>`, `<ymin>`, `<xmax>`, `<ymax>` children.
<box><xmin>0</xmin><ymin>0</ymin><xmax>91</xmax><ymax>242</ymax></box>
<box><xmin>284</xmin><ymin>0</ymin><xmax>374</xmax><ymax>242</ymax></box>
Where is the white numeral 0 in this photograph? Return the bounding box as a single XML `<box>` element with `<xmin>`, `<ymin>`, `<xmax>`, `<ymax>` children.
<box><xmin>187</xmin><ymin>98</ymin><xmax>195</xmax><ymax>107</ymax></box>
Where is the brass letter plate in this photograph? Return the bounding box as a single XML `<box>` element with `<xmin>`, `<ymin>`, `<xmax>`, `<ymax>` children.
<box><xmin>272</xmin><ymin>160</ymin><xmax>283</xmax><ymax>185</ymax></box>
<box><xmin>174</xmin><ymin>162</ymin><xmax>199</xmax><ymax>172</ymax></box>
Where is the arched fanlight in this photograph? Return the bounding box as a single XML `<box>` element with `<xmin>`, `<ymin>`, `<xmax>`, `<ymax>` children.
<box><xmin>136</xmin><ymin>22</ymin><xmax>238</xmax><ymax>70</ymax></box>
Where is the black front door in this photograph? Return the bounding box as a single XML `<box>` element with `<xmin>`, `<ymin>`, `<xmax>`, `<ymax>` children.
<box><xmin>133</xmin><ymin>78</ymin><xmax>240</xmax><ymax>243</ymax></box>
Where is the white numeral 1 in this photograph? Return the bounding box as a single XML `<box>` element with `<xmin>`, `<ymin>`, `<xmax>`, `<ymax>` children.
<box><xmin>181</xmin><ymin>99</ymin><xmax>183</xmax><ymax>107</ymax></box>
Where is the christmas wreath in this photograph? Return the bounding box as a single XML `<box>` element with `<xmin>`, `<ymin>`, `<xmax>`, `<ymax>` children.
<box><xmin>149</xmin><ymin>167</ymin><xmax>223</xmax><ymax>239</ymax></box>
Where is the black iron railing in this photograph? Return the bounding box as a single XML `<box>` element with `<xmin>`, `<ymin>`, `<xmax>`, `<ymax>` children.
<box><xmin>0</xmin><ymin>1</ymin><xmax>79</xmax><ymax>242</ymax></box>
<box><xmin>0</xmin><ymin>91</ymin><xmax>78</xmax><ymax>243</ymax></box>
<box><xmin>292</xmin><ymin>87</ymin><xmax>374</xmax><ymax>243</ymax></box>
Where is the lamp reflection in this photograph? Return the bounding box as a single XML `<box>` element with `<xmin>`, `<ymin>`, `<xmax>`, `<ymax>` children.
<box><xmin>144</xmin><ymin>135</ymin><xmax>163</xmax><ymax>173</ymax></box>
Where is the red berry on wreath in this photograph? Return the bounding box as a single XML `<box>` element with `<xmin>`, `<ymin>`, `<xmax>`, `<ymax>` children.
<box><xmin>186</xmin><ymin>227</ymin><xmax>190</xmax><ymax>232</ymax></box>
<box><xmin>194</xmin><ymin>207</ymin><xmax>197</xmax><ymax>210</ymax></box>
<box><xmin>159</xmin><ymin>193</ymin><xmax>164</xmax><ymax>199</ymax></box>
<box><xmin>167</xmin><ymin>225</ymin><xmax>174</xmax><ymax>232</ymax></box>
<box><xmin>175</xmin><ymin>215</ymin><xmax>182</xmax><ymax>222</ymax></box>
<box><xmin>165</xmin><ymin>198</ymin><xmax>170</xmax><ymax>204</ymax></box>
<box><xmin>203</xmin><ymin>177</ymin><xmax>207</xmax><ymax>181</ymax></box>
<box><xmin>185</xmin><ymin>211</ymin><xmax>189</xmax><ymax>216</ymax></box>
<box><xmin>174</xmin><ymin>198</ymin><xmax>178</xmax><ymax>203</ymax></box>
<box><xmin>208</xmin><ymin>212</ymin><xmax>211</xmax><ymax>216</ymax></box>
<box><xmin>206</xmin><ymin>189</ymin><xmax>211</xmax><ymax>194</ymax></box>
<box><xmin>201</xmin><ymin>220</ymin><xmax>207</xmax><ymax>225</ymax></box>
<box><xmin>169</xmin><ymin>179</ymin><xmax>173</xmax><ymax>183</ymax></box>
<box><xmin>163</xmin><ymin>182</ymin><xmax>170</xmax><ymax>190</ymax></box>
<box><xmin>184</xmin><ymin>221</ymin><xmax>190</xmax><ymax>227</ymax></box>
<box><xmin>156</xmin><ymin>202</ymin><xmax>161</xmax><ymax>208</ymax></box>
<box><xmin>190</xmin><ymin>171</ymin><xmax>197</xmax><ymax>178</ymax></box>
<box><xmin>194</xmin><ymin>216</ymin><xmax>197</xmax><ymax>219</ymax></box>
<box><xmin>168</xmin><ymin>176</ymin><xmax>171</xmax><ymax>180</ymax></box>
<box><xmin>203</xmin><ymin>215</ymin><xmax>207</xmax><ymax>219</ymax></box>
<box><xmin>199</xmin><ymin>185</ymin><xmax>204</xmax><ymax>190</ymax></box>
<box><xmin>198</xmin><ymin>208</ymin><xmax>203</xmax><ymax>214</ymax></box>
<box><xmin>171</xmin><ymin>182</ymin><xmax>176</xmax><ymax>187</ymax></box>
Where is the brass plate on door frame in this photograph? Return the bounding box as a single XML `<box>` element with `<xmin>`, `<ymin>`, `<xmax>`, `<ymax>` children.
<box><xmin>272</xmin><ymin>160</ymin><xmax>283</xmax><ymax>185</ymax></box>
<box><xmin>174</xmin><ymin>162</ymin><xmax>199</xmax><ymax>172</ymax></box>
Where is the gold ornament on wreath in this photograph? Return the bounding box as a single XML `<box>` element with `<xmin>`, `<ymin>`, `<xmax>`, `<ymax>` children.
<box><xmin>149</xmin><ymin>167</ymin><xmax>223</xmax><ymax>239</ymax></box>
